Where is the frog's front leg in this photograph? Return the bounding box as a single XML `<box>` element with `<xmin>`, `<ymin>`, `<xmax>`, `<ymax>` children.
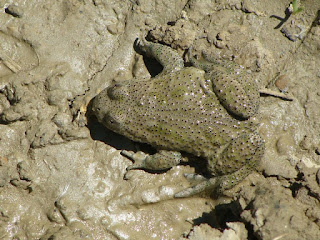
<box><xmin>190</xmin><ymin>50</ymin><xmax>260</xmax><ymax>119</ymax></box>
<box><xmin>122</xmin><ymin>149</ymin><xmax>182</xmax><ymax>172</ymax></box>
<box><xmin>136</xmin><ymin>38</ymin><xmax>184</xmax><ymax>74</ymax></box>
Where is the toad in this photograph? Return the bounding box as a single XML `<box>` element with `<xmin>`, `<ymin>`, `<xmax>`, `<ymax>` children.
<box><xmin>91</xmin><ymin>38</ymin><xmax>265</xmax><ymax>197</ymax></box>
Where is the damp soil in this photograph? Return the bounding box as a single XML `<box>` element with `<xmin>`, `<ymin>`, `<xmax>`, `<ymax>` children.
<box><xmin>0</xmin><ymin>0</ymin><xmax>320</xmax><ymax>239</ymax></box>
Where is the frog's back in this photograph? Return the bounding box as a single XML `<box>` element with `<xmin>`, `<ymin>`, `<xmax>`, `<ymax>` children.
<box><xmin>122</xmin><ymin>67</ymin><xmax>252</xmax><ymax>158</ymax></box>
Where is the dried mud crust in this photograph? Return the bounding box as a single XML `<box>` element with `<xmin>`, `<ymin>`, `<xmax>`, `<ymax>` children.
<box><xmin>0</xmin><ymin>0</ymin><xmax>320</xmax><ymax>240</ymax></box>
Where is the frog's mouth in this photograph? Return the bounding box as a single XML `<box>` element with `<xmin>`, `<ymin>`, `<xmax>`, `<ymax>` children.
<box><xmin>90</xmin><ymin>91</ymin><xmax>110</xmax><ymax>122</ymax></box>
<box><xmin>100</xmin><ymin>111</ymin><xmax>123</xmax><ymax>134</ymax></box>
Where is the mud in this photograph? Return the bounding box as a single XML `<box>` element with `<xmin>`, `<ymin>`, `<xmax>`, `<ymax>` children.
<box><xmin>0</xmin><ymin>0</ymin><xmax>320</xmax><ymax>239</ymax></box>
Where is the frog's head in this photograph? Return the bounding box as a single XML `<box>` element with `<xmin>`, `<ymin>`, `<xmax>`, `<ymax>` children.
<box><xmin>91</xmin><ymin>82</ymin><xmax>129</xmax><ymax>135</ymax></box>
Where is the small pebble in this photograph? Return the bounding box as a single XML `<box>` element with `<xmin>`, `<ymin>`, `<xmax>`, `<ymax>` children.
<box><xmin>5</xmin><ymin>4</ymin><xmax>23</xmax><ymax>18</ymax></box>
<box><xmin>275</xmin><ymin>75</ymin><xmax>290</xmax><ymax>92</ymax></box>
<box><xmin>107</xmin><ymin>24</ymin><xmax>118</xmax><ymax>35</ymax></box>
<box><xmin>276</xmin><ymin>134</ymin><xmax>295</xmax><ymax>155</ymax></box>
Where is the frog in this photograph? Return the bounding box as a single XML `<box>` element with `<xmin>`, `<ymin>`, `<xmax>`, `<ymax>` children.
<box><xmin>91</xmin><ymin>38</ymin><xmax>265</xmax><ymax>197</ymax></box>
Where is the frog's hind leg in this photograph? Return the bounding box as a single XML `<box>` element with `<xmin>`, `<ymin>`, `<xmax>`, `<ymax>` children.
<box><xmin>212</xmin><ymin>131</ymin><xmax>264</xmax><ymax>193</ymax></box>
<box><xmin>136</xmin><ymin>38</ymin><xmax>184</xmax><ymax>74</ymax></box>
<box><xmin>175</xmin><ymin>132</ymin><xmax>264</xmax><ymax>198</ymax></box>
<box><xmin>174</xmin><ymin>165</ymin><xmax>253</xmax><ymax>198</ymax></box>
<box><xmin>189</xmin><ymin>49</ymin><xmax>260</xmax><ymax>119</ymax></box>
<box><xmin>122</xmin><ymin>149</ymin><xmax>182</xmax><ymax>176</ymax></box>
<box><xmin>209</xmin><ymin>132</ymin><xmax>264</xmax><ymax>175</ymax></box>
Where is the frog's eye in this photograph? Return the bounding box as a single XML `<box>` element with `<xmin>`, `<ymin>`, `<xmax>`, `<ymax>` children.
<box><xmin>103</xmin><ymin>110</ymin><xmax>126</xmax><ymax>133</ymax></box>
<box><xmin>107</xmin><ymin>83</ymin><xmax>129</xmax><ymax>101</ymax></box>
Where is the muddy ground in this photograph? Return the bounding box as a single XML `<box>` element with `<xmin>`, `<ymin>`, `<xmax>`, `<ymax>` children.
<box><xmin>0</xmin><ymin>0</ymin><xmax>320</xmax><ymax>239</ymax></box>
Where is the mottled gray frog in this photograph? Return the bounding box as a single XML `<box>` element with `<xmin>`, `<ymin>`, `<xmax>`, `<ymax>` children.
<box><xmin>91</xmin><ymin>38</ymin><xmax>264</xmax><ymax>197</ymax></box>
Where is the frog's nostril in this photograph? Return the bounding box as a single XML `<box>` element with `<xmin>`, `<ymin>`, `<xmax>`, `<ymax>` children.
<box><xmin>113</xmin><ymin>83</ymin><xmax>122</xmax><ymax>87</ymax></box>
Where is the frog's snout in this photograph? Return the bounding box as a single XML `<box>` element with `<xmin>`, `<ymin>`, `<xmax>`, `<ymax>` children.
<box><xmin>91</xmin><ymin>83</ymin><xmax>129</xmax><ymax>134</ymax></box>
<box><xmin>91</xmin><ymin>93</ymin><xmax>107</xmax><ymax>122</ymax></box>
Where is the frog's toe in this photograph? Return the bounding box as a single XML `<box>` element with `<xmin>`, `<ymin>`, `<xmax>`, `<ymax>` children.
<box><xmin>183</xmin><ymin>173</ymin><xmax>207</xmax><ymax>182</ymax></box>
<box><xmin>134</xmin><ymin>37</ymin><xmax>149</xmax><ymax>51</ymax></box>
<box><xmin>174</xmin><ymin>177</ymin><xmax>217</xmax><ymax>198</ymax></box>
<box><xmin>187</xmin><ymin>46</ymin><xmax>194</xmax><ymax>59</ymax></box>
<box><xmin>188</xmin><ymin>48</ymin><xmax>217</xmax><ymax>72</ymax></box>
<box><xmin>134</xmin><ymin>37</ymin><xmax>142</xmax><ymax>47</ymax></box>
<box><xmin>121</xmin><ymin>150</ymin><xmax>148</xmax><ymax>170</ymax></box>
<box><xmin>122</xmin><ymin>149</ymin><xmax>182</xmax><ymax>172</ymax></box>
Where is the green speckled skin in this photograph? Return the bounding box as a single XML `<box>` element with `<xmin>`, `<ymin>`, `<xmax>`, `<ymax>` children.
<box><xmin>91</xmin><ymin>39</ymin><xmax>264</xmax><ymax>196</ymax></box>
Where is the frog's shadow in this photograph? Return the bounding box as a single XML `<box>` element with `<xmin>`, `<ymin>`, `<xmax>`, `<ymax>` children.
<box><xmin>192</xmin><ymin>201</ymin><xmax>242</xmax><ymax>230</ymax></box>
<box><xmin>86</xmin><ymin>108</ymin><xmax>167</xmax><ymax>173</ymax></box>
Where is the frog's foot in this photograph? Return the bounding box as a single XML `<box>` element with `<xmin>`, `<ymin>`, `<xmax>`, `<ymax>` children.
<box><xmin>175</xmin><ymin>174</ymin><xmax>217</xmax><ymax>198</ymax></box>
<box><xmin>122</xmin><ymin>150</ymin><xmax>149</xmax><ymax>170</ymax></box>
<box><xmin>184</xmin><ymin>173</ymin><xmax>207</xmax><ymax>182</ymax></box>
<box><xmin>188</xmin><ymin>47</ymin><xmax>219</xmax><ymax>71</ymax></box>
<box><xmin>175</xmin><ymin>165</ymin><xmax>253</xmax><ymax>198</ymax></box>
<box><xmin>135</xmin><ymin>38</ymin><xmax>184</xmax><ymax>74</ymax></box>
<box><xmin>188</xmin><ymin>48</ymin><xmax>238</xmax><ymax>74</ymax></box>
<box><xmin>122</xmin><ymin>150</ymin><xmax>182</xmax><ymax>176</ymax></box>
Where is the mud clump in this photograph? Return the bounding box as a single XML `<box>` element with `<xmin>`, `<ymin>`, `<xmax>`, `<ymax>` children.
<box><xmin>1</xmin><ymin>0</ymin><xmax>320</xmax><ymax>239</ymax></box>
